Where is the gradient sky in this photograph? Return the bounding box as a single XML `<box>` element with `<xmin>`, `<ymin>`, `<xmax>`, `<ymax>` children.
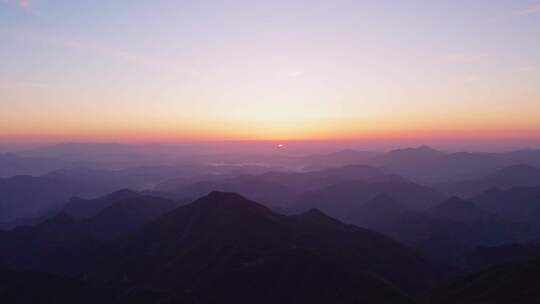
<box><xmin>1</xmin><ymin>0</ymin><xmax>539</xmax><ymax>144</ymax></box>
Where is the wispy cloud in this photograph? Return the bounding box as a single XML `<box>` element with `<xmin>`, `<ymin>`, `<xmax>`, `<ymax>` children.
<box><xmin>441</xmin><ymin>52</ymin><xmax>489</xmax><ymax>64</ymax></box>
<box><xmin>491</xmin><ymin>3</ymin><xmax>540</xmax><ymax>22</ymax></box>
<box><xmin>18</xmin><ymin>0</ymin><xmax>30</xmax><ymax>8</ymax></box>
<box><xmin>519</xmin><ymin>66</ymin><xmax>536</xmax><ymax>72</ymax></box>
<box><xmin>2</xmin><ymin>0</ymin><xmax>31</xmax><ymax>9</ymax></box>
<box><xmin>517</xmin><ymin>3</ymin><xmax>540</xmax><ymax>16</ymax></box>
<box><xmin>4</xmin><ymin>29</ymin><xmax>162</xmax><ymax>68</ymax></box>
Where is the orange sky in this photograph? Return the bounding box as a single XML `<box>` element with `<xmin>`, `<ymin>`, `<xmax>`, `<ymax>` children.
<box><xmin>1</xmin><ymin>1</ymin><xmax>539</xmax><ymax>144</ymax></box>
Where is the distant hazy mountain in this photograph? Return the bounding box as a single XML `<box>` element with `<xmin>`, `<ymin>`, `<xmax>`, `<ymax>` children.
<box><xmin>344</xmin><ymin>193</ymin><xmax>414</xmax><ymax>228</ymax></box>
<box><xmin>473</xmin><ymin>186</ymin><xmax>540</xmax><ymax>226</ymax></box>
<box><xmin>0</xmin><ymin>162</ymin><xmax>272</xmax><ymax>225</ymax></box>
<box><xmin>0</xmin><ymin>194</ymin><xmax>181</xmax><ymax>264</ymax></box>
<box><xmin>0</xmin><ymin>153</ymin><xmax>93</xmax><ymax>178</ymax></box>
<box><xmin>63</xmin><ymin>189</ymin><xmax>141</xmax><ymax>219</ymax></box>
<box><xmin>295</xmin><ymin>179</ymin><xmax>445</xmax><ymax>218</ymax></box>
<box><xmin>80</xmin><ymin>194</ymin><xmax>180</xmax><ymax>239</ymax></box>
<box><xmin>158</xmin><ymin>165</ymin><xmax>400</xmax><ymax>208</ymax></box>
<box><xmin>376</xmin><ymin>145</ymin><xmax>446</xmax><ymax>171</ymax></box>
<box><xmin>0</xmin><ymin>192</ymin><xmax>441</xmax><ymax>303</ymax></box>
<box><xmin>439</xmin><ymin>164</ymin><xmax>540</xmax><ymax>197</ymax></box>
<box><xmin>299</xmin><ymin>149</ymin><xmax>381</xmax><ymax>170</ymax></box>
<box><xmin>341</xmin><ymin>195</ymin><xmax>538</xmax><ymax>259</ymax></box>
<box><xmin>0</xmin><ymin>172</ymin><xmax>129</xmax><ymax>223</ymax></box>
<box><xmin>341</xmin><ymin>194</ymin><xmax>462</xmax><ymax>256</ymax></box>
<box><xmin>298</xmin><ymin>146</ymin><xmax>540</xmax><ymax>184</ymax></box>
<box><xmin>423</xmin><ymin>197</ymin><xmax>537</xmax><ymax>250</ymax></box>
<box><xmin>56</xmin><ymin>190</ymin><xmax>182</xmax><ymax>239</ymax></box>
<box><xmin>374</xmin><ymin>146</ymin><xmax>505</xmax><ymax>183</ymax></box>
<box><xmin>426</xmin><ymin>196</ymin><xmax>500</xmax><ymax>224</ymax></box>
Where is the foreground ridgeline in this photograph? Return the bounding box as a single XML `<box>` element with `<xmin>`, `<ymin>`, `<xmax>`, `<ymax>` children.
<box><xmin>1</xmin><ymin>189</ymin><xmax>540</xmax><ymax>303</ymax></box>
<box><xmin>0</xmin><ymin>191</ymin><xmax>440</xmax><ymax>303</ymax></box>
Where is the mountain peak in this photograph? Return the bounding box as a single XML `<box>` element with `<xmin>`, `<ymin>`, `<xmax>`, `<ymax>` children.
<box><xmin>444</xmin><ymin>196</ymin><xmax>472</xmax><ymax>206</ymax></box>
<box><xmin>428</xmin><ymin>196</ymin><xmax>489</xmax><ymax>223</ymax></box>
<box><xmin>370</xmin><ymin>192</ymin><xmax>397</xmax><ymax>203</ymax></box>
<box><xmin>300</xmin><ymin>208</ymin><xmax>337</xmax><ymax>222</ymax></box>
<box><xmin>491</xmin><ymin>164</ymin><xmax>540</xmax><ymax>178</ymax></box>
<box><xmin>190</xmin><ymin>191</ymin><xmax>277</xmax><ymax>218</ymax></box>
<box><xmin>106</xmin><ymin>189</ymin><xmax>139</xmax><ymax>201</ymax></box>
<box><xmin>362</xmin><ymin>192</ymin><xmax>406</xmax><ymax>214</ymax></box>
<box><xmin>418</xmin><ymin>145</ymin><xmax>437</xmax><ymax>151</ymax></box>
<box><xmin>384</xmin><ymin>146</ymin><xmax>445</xmax><ymax>162</ymax></box>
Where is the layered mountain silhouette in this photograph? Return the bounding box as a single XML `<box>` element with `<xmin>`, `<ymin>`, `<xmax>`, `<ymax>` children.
<box><xmin>453</xmin><ymin>243</ymin><xmax>540</xmax><ymax>273</ymax></box>
<box><xmin>473</xmin><ymin>185</ymin><xmax>540</xmax><ymax>226</ymax></box>
<box><xmin>4</xmin><ymin>144</ymin><xmax>540</xmax><ymax>303</ymax></box>
<box><xmin>158</xmin><ymin>165</ymin><xmax>401</xmax><ymax>208</ymax></box>
<box><xmin>0</xmin><ymin>191</ymin><xmax>442</xmax><ymax>303</ymax></box>
<box><xmin>0</xmin><ymin>173</ymin><xmax>128</xmax><ymax>224</ymax></box>
<box><xmin>431</xmin><ymin>258</ymin><xmax>540</xmax><ymax>304</ymax></box>
<box><xmin>426</xmin><ymin>196</ymin><xmax>501</xmax><ymax>224</ymax></box>
<box><xmin>0</xmin><ymin>266</ymin><xmax>118</xmax><ymax>304</ymax></box>
<box><xmin>337</xmin><ymin>195</ymin><xmax>538</xmax><ymax>259</ymax></box>
<box><xmin>439</xmin><ymin>164</ymin><xmax>540</xmax><ymax>197</ymax></box>
<box><xmin>301</xmin><ymin>146</ymin><xmax>540</xmax><ymax>184</ymax></box>
<box><xmin>295</xmin><ymin>179</ymin><xmax>445</xmax><ymax>219</ymax></box>
<box><xmin>63</xmin><ymin>189</ymin><xmax>142</xmax><ymax>219</ymax></box>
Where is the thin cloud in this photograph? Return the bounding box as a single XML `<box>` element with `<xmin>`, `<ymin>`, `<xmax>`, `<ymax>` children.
<box><xmin>1</xmin><ymin>0</ymin><xmax>31</xmax><ymax>8</ymax></box>
<box><xmin>517</xmin><ymin>3</ymin><xmax>540</xmax><ymax>16</ymax></box>
<box><xmin>18</xmin><ymin>0</ymin><xmax>30</xmax><ymax>7</ymax></box>
<box><xmin>519</xmin><ymin>66</ymin><xmax>536</xmax><ymax>72</ymax></box>
<box><xmin>4</xmin><ymin>29</ymin><xmax>163</xmax><ymax>68</ymax></box>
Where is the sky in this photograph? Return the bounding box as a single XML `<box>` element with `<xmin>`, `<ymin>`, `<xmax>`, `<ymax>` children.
<box><xmin>1</xmin><ymin>0</ymin><xmax>539</xmax><ymax>146</ymax></box>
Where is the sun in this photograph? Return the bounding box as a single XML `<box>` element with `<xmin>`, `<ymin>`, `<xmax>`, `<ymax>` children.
<box><xmin>277</xmin><ymin>144</ymin><xmax>285</xmax><ymax>148</ymax></box>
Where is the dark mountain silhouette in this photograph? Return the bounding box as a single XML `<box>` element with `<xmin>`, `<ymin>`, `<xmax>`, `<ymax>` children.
<box><xmin>430</xmin><ymin>258</ymin><xmax>540</xmax><ymax>304</ymax></box>
<box><xmin>81</xmin><ymin>195</ymin><xmax>180</xmax><ymax>239</ymax></box>
<box><xmin>426</xmin><ymin>196</ymin><xmax>498</xmax><ymax>224</ymax></box>
<box><xmin>453</xmin><ymin>243</ymin><xmax>540</xmax><ymax>273</ymax></box>
<box><xmin>175</xmin><ymin>178</ymin><xmax>296</xmax><ymax>208</ymax></box>
<box><xmin>344</xmin><ymin>193</ymin><xmax>442</xmax><ymax>237</ymax></box>
<box><xmin>339</xmin><ymin>195</ymin><xmax>538</xmax><ymax>260</ymax></box>
<box><xmin>341</xmin><ymin>194</ymin><xmax>462</xmax><ymax>257</ymax></box>
<box><xmin>0</xmin><ymin>173</ymin><xmax>130</xmax><ymax>223</ymax></box>
<box><xmin>0</xmin><ymin>266</ymin><xmax>118</xmax><ymax>304</ymax></box>
<box><xmin>345</xmin><ymin>193</ymin><xmax>412</xmax><ymax>227</ymax></box>
<box><xmin>423</xmin><ymin>197</ymin><xmax>538</xmax><ymax>250</ymax></box>
<box><xmin>0</xmin><ymin>193</ymin><xmax>180</xmax><ymax>252</ymax></box>
<box><xmin>63</xmin><ymin>189</ymin><xmax>141</xmax><ymax>219</ymax></box>
<box><xmin>439</xmin><ymin>164</ymin><xmax>540</xmax><ymax>197</ymax></box>
<box><xmin>87</xmin><ymin>192</ymin><xmax>439</xmax><ymax>301</ymax></box>
<box><xmin>473</xmin><ymin>186</ymin><xmax>540</xmax><ymax>226</ymax></box>
<box><xmin>342</xmin><ymin>195</ymin><xmax>476</xmax><ymax>259</ymax></box>
<box><xmin>5</xmin><ymin>145</ymin><xmax>540</xmax><ymax>302</ymax></box>
<box><xmin>0</xmin><ymin>191</ymin><xmax>441</xmax><ymax>303</ymax></box>
<box><xmin>0</xmin><ymin>163</ymin><xmax>225</xmax><ymax>225</ymax></box>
